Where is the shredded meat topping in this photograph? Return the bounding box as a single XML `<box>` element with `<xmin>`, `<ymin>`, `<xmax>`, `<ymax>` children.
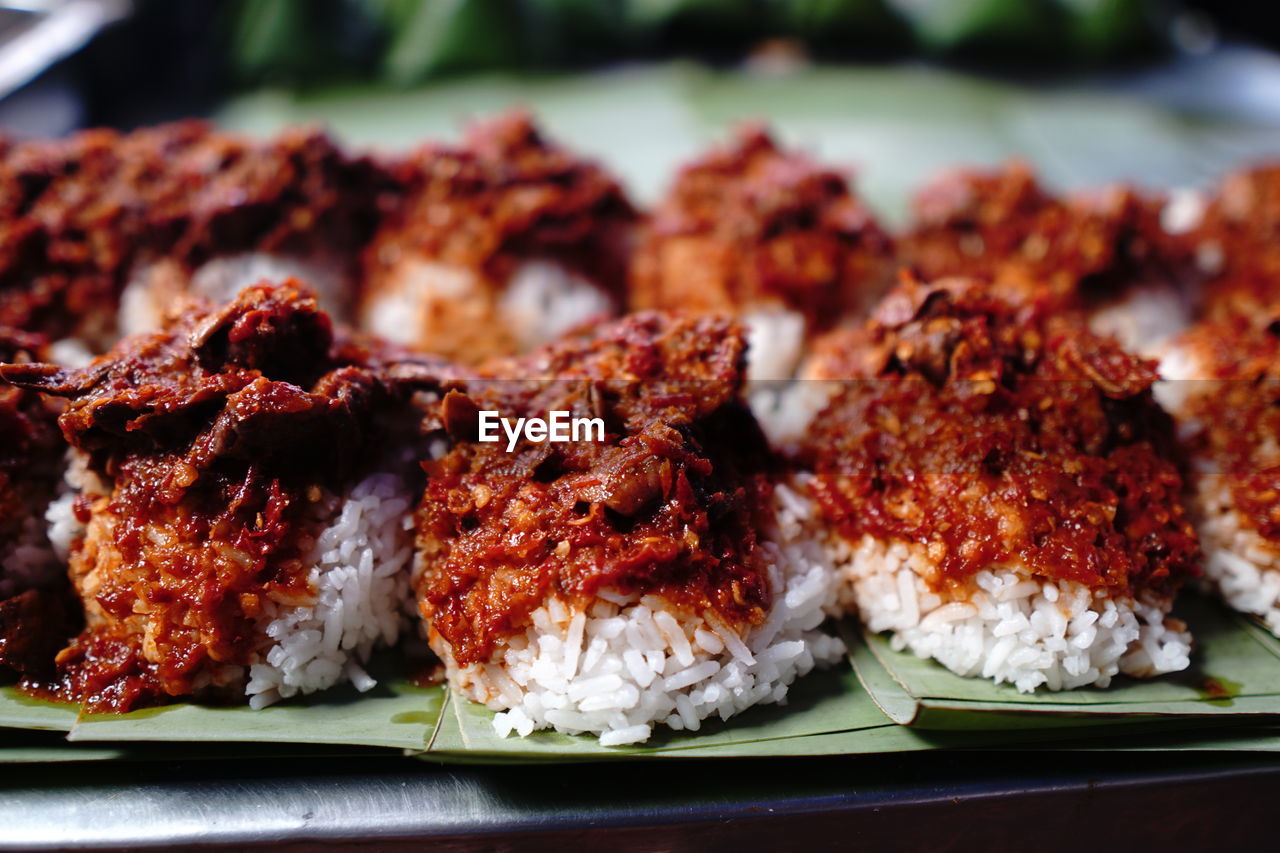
<box><xmin>366</xmin><ymin>111</ymin><xmax>635</xmax><ymax>293</ymax></box>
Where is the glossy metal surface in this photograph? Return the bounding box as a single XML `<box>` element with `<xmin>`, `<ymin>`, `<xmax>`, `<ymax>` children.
<box><xmin>2</xmin><ymin>752</ymin><xmax>1278</xmax><ymax>851</ymax></box>
<box><xmin>0</xmin><ymin>0</ymin><xmax>128</xmax><ymax>99</ymax></box>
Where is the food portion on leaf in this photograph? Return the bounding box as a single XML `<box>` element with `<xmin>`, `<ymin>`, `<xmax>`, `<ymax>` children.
<box><xmin>799</xmin><ymin>275</ymin><xmax>1199</xmax><ymax>692</ymax></box>
<box><xmin>900</xmin><ymin>161</ymin><xmax>1193</xmax><ymax>356</ymax></box>
<box><xmin>0</xmin><ymin>281</ymin><xmax>437</xmax><ymax>712</ymax></box>
<box><xmin>1157</xmin><ymin>310</ymin><xmax>1280</xmax><ymax>637</ymax></box>
<box><xmin>0</xmin><ymin>122</ymin><xmax>387</xmax><ymax>352</ymax></box>
<box><xmin>629</xmin><ymin>126</ymin><xmax>894</xmax><ymax>381</ymax></box>
<box><xmin>360</xmin><ymin>111</ymin><xmax>636</xmax><ymax>365</ymax></box>
<box><xmin>412</xmin><ymin>312</ymin><xmax>844</xmax><ymax>745</ymax></box>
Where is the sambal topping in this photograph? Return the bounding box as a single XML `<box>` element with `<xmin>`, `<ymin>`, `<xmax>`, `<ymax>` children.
<box><xmin>0</xmin><ymin>588</ymin><xmax>81</xmax><ymax>680</ymax></box>
<box><xmin>800</xmin><ymin>276</ymin><xmax>1198</xmax><ymax>596</ymax></box>
<box><xmin>1172</xmin><ymin>313</ymin><xmax>1280</xmax><ymax>542</ymax></box>
<box><xmin>0</xmin><ymin>121</ymin><xmax>387</xmax><ymax>342</ymax></box>
<box><xmin>367</xmin><ymin>110</ymin><xmax>635</xmax><ymax>295</ymax></box>
<box><xmin>414</xmin><ymin>312</ymin><xmax>777</xmax><ymax>666</ymax></box>
<box><xmin>0</xmin><ymin>329</ymin><xmax>63</xmax><ymax>547</ymax></box>
<box><xmin>1188</xmin><ymin>164</ymin><xmax>1280</xmax><ymax>320</ymax></box>
<box><xmin>0</xmin><ymin>328</ymin><xmax>72</xmax><ymax>680</ymax></box>
<box><xmin>629</xmin><ymin>126</ymin><xmax>894</xmax><ymax>330</ymax></box>
<box><xmin>0</xmin><ymin>282</ymin><xmax>414</xmax><ymax>712</ymax></box>
<box><xmin>3</xmin><ymin>282</ymin><xmax>389</xmax><ymax>471</ymax></box>
<box><xmin>901</xmin><ymin>162</ymin><xmax>1184</xmax><ymax>308</ymax></box>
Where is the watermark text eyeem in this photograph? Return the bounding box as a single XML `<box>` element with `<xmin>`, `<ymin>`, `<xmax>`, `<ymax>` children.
<box><xmin>478</xmin><ymin>410</ymin><xmax>605</xmax><ymax>451</ymax></box>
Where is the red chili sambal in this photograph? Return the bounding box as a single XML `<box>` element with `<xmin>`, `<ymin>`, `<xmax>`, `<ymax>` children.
<box><xmin>800</xmin><ymin>275</ymin><xmax>1199</xmax><ymax>598</ymax></box>
<box><xmin>0</xmin><ymin>282</ymin><xmax>408</xmax><ymax>711</ymax></box>
<box><xmin>414</xmin><ymin>312</ymin><xmax>777</xmax><ymax>666</ymax></box>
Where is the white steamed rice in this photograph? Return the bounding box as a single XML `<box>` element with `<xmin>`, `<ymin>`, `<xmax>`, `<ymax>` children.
<box><xmin>748</xmin><ymin>379</ymin><xmax>838</xmax><ymax>453</ymax></box>
<box><xmin>365</xmin><ymin>257</ymin><xmax>611</xmax><ymax>352</ymax></box>
<box><xmin>742</xmin><ymin>305</ymin><xmax>807</xmax><ymax>382</ymax></box>
<box><xmin>827</xmin><ymin>531</ymin><xmax>1191</xmax><ymax>692</ymax></box>
<box><xmin>1157</xmin><ymin>346</ymin><xmax>1280</xmax><ymax>634</ymax></box>
<box><xmin>497</xmin><ymin>260</ymin><xmax>613</xmax><ymax>350</ymax></box>
<box><xmin>1193</xmin><ymin>475</ymin><xmax>1280</xmax><ymax>635</ymax></box>
<box><xmin>1161</xmin><ymin>187</ymin><xmax>1206</xmax><ymax>236</ymax></box>
<box><xmin>427</xmin><ymin>485</ymin><xmax>845</xmax><ymax>746</ymax></box>
<box><xmin>740</xmin><ymin>304</ymin><xmax>835</xmax><ymax>451</ymax></box>
<box><xmin>1088</xmin><ymin>284</ymin><xmax>1190</xmax><ymax>359</ymax></box>
<box><xmin>245</xmin><ymin>472</ymin><xmax>416</xmax><ymax>708</ymax></box>
<box><xmin>119</xmin><ymin>253</ymin><xmax>347</xmax><ymax>337</ymax></box>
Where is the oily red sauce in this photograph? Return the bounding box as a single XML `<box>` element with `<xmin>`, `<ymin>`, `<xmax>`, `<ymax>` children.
<box><xmin>0</xmin><ymin>283</ymin><xmax>412</xmax><ymax>712</ymax></box>
<box><xmin>629</xmin><ymin>126</ymin><xmax>894</xmax><ymax>329</ymax></box>
<box><xmin>0</xmin><ymin>121</ymin><xmax>387</xmax><ymax>343</ymax></box>
<box><xmin>800</xmin><ymin>276</ymin><xmax>1199</xmax><ymax>597</ymax></box>
<box><xmin>900</xmin><ymin>162</ymin><xmax>1185</xmax><ymax>311</ymax></box>
<box><xmin>414</xmin><ymin>312</ymin><xmax>775</xmax><ymax>666</ymax></box>
<box><xmin>1176</xmin><ymin>313</ymin><xmax>1280</xmax><ymax>542</ymax></box>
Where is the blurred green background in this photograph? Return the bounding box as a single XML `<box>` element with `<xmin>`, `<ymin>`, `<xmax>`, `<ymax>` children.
<box><xmin>218</xmin><ymin>60</ymin><xmax>1280</xmax><ymax>221</ymax></box>
<box><xmin>7</xmin><ymin>0</ymin><xmax>1280</xmax><ymax>213</ymax></box>
<box><xmin>223</xmin><ymin>0</ymin><xmax>1169</xmax><ymax>88</ymax></box>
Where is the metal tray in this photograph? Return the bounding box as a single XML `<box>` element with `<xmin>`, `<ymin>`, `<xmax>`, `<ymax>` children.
<box><xmin>2</xmin><ymin>750</ymin><xmax>1278</xmax><ymax>851</ymax></box>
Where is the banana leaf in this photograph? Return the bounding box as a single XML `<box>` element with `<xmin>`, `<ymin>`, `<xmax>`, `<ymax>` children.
<box><xmin>848</xmin><ymin>595</ymin><xmax>1280</xmax><ymax>728</ymax></box>
<box><xmin>0</xmin><ymin>687</ymin><xmax>79</xmax><ymax>732</ymax></box>
<box><xmin>0</xmin><ymin>725</ymin><xmax>404</xmax><ymax>763</ymax></box>
<box><xmin>422</xmin><ymin>665</ymin><xmax>889</xmax><ymax>759</ymax></box>
<box><xmin>0</xmin><ymin>728</ymin><xmax>125</xmax><ymax>762</ymax></box>
<box><xmin>416</xmin><ymin>650</ymin><xmax>1251</xmax><ymax>761</ymax></box>
<box><xmin>64</xmin><ymin>656</ymin><xmax>445</xmax><ymax>751</ymax></box>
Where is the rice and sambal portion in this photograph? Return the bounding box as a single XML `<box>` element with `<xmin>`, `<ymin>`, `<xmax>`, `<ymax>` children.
<box><xmin>1156</xmin><ymin>166</ymin><xmax>1280</xmax><ymax>637</ymax></box>
<box><xmin>0</xmin><ymin>121</ymin><xmax>388</xmax><ymax>352</ymax></box>
<box><xmin>412</xmin><ymin>312</ymin><xmax>842</xmax><ymax>745</ymax></box>
<box><xmin>360</xmin><ymin>111</ymin><xmax>636</xmax><ymax>364</ymax></box>
<box><xmin>900</xmin><ymin>161</ymin><xmax>1194</xmax><ymax>356</ymax></box>
<box><xmin>0</xmin><ymin>282</ymin><xmax>430</xmax><ymax>712</ymax></box>
<box><xmin>630</xmin><ymin>126</ymin><xmax>894</xmax><ymax>380</ymax></box>
<box><xmin>1158</xmin><ymin>313</ymin><xmax>1280</xmax><ymax>637</ymax></box>
<box><xmin>799</xmin><ymin>276</ymin><xmax>1199</xmax><ymax>691</ymax></box>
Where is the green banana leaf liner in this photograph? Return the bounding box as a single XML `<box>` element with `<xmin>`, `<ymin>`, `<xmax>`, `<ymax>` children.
<box><xmin>3</xmin><ymin>655</ymin><xmax>450</xmax><ymax>751</ymax></box>
<box><xmin>847</xmin><ymin>595</ymin><xmax>1280</xmax><ymax>729</ymax></box>
<box><xmin>412</xmin><ymin>652</ymin><xmax>1253</xmax><ymax>764</ymax></box>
